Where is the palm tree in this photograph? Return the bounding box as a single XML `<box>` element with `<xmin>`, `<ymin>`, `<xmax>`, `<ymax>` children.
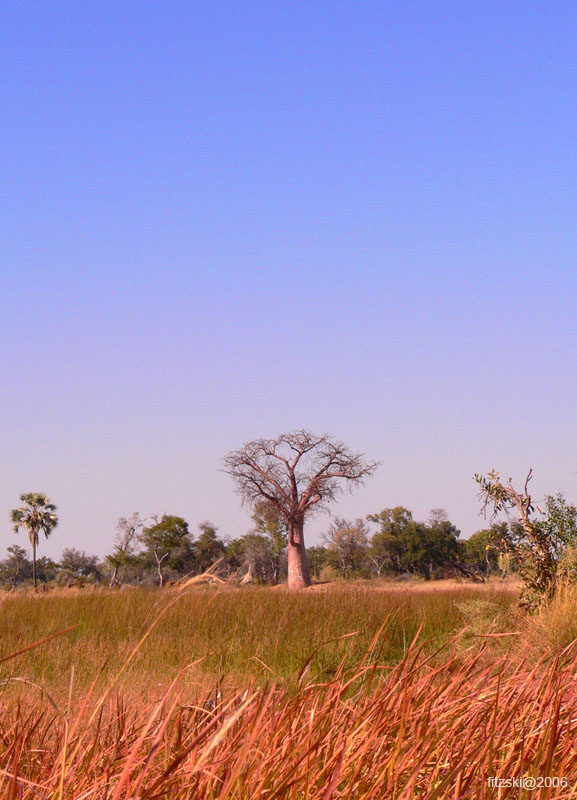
<box><xmin>11</xmin><ymin>493</ymin><xmax>58</xmax><ymax>590</ymax></box>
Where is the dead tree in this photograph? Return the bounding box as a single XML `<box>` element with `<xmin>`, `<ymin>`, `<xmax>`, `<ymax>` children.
<box><xmin>153</xmin><ymin>548</ymin><xmax>169</xmax><ymax>588</ymax></box>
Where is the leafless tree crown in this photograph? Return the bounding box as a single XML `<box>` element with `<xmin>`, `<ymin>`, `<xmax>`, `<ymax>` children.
<box><xmin>115</xmin><ymin>512</ymin><xmax>144</xmax><ymax>554</ymax></box>
<box><xmin>223</xmin><ymin>430</ymin><xmax>379</xmax><ymax>520</ymax></box>
<box><xmin>428</xmin><ymin>508</ymin><xmax>449</xmax><ymax>527</ymax></box>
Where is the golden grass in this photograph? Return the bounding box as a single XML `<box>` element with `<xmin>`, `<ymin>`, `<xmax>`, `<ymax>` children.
<box><xmin>4</xmin><ymin>580</ymin><xmax>577</xmax><ymax>797</ymax></box>
<box><xmin>0</xmin><ymin>581</ymin><xmax>519</xmax><ymax>696</ymax></box>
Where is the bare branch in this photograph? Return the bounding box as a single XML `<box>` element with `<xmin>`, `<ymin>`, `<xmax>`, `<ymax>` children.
<box><xmin>223</xmin><ymin>430</ymin><xmax>379</xmax><ymax>520</ymax></box>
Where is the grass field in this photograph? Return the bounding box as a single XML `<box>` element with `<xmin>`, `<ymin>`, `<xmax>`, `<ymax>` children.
<box><xmin>3</xmin><ymin>580</ymin><xmax>577</xmax><ymax>798</ymax></box>
<box><xmin>0</xmin><ymin>581</ymin><xmax>520</xmax><ymax>693</ymax></box>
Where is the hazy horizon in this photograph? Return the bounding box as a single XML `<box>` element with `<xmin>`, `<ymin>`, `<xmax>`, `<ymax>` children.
<box><xmin>2</xmin><ymin>2</ymin><xmax>577</xmax><ymax>561</ymax></box>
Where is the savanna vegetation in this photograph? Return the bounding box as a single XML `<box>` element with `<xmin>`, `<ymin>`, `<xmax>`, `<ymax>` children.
<box><xmin>4</xmin><ymin>431</ymin><xmax>577</xmax><ymax>796</ymax></box>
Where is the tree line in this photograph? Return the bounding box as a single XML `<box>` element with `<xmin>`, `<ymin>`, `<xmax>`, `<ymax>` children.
<box><xmin>5</xmin><ymin>497</ymin><xmax>570</xmax><ymax>592</ymax></box>
<box><xmin>6</xmin><ymin>431</ymin><xmax>577</xmax><ymax>607</ymax></box>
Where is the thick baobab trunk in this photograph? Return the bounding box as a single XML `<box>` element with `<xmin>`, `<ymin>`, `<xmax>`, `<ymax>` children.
<box><xmin>287</xmin><ymin>517</ymin><xmax>311</xmax><ymax>590</ymax></box>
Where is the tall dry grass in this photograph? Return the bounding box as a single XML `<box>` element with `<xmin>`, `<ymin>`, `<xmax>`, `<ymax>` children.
<box><xmin>5</xmin><ymin>581</ymin><xmax>576</xmax><ymax>798</ymax></box>
<box><xmin>2</xmin><ymin>626</ymin><xmax>577</xmax><ymax>797</ymax></box>
<box><xmin>524</xmin><ymin>582</ymin><xmax>577</xmax><ymax>655</ymax></box>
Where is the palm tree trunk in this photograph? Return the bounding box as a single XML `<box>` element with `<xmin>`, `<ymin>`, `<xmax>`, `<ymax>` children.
<box><xmin>32</xmin><ymin>538</ymin><xmax>37</xmax><ymax>591</ymax></box>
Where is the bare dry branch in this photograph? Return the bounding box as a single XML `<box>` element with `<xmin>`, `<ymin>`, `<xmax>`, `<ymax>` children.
<box><xmin>223</xmin><ymin>430</ymin><xmax>379</xmax><ymax>519</ymax></box>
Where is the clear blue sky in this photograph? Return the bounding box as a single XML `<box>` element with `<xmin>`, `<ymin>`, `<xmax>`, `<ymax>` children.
<box><xmin>2</xmin><ymin>1</ymin><xmax>577</xmax><ymax>560</ymax></box>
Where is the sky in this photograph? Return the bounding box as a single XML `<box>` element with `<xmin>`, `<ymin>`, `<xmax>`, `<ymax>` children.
<box><xmin>2</xmin><ymin>1</ymin><xmax>577</xmax><ymax>560</ymax></box>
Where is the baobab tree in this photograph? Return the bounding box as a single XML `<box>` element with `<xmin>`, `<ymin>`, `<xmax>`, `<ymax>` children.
<box><xmin>10</xmin><ymin>492</ymin><xmax>58</xmax><ymax>590</ymax></box>
<box><xmin>223</xmin><ymin>430</ymin><xmax>379</xmax><ymax>590</ymax></box>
